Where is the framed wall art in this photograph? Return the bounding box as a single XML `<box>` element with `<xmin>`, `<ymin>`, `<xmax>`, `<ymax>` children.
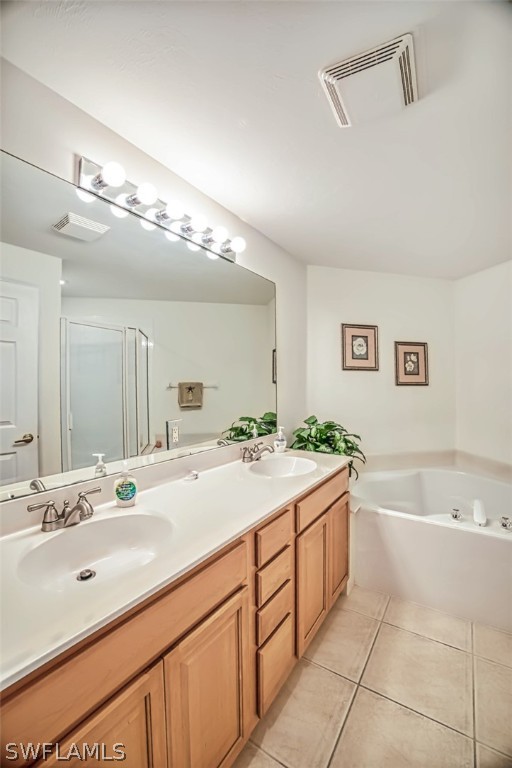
<box><xmin>395</xmin><ymin>341</ymin><xmax>429</xmax><ymax>385</ymax></box>
<box><xmin>341</xmin><ymin>324</ymin><xmax>379</xmax><ymax>371</ymax></box>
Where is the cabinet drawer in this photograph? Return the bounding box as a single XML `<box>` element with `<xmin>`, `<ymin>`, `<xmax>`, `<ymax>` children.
<box><xmin>255</xmin><ymin>508</ymin><xmax>292</xmax><ymax>568</ymax></box>
<box><xmin>256</xmin><ymin>546</ymin><xmax>292</xmax><ymax>607</ymax></box>
<box><xmin>257</xmin><ymin>614</ymin><xmax>295</xmax><ymax>717</ymax></box>
<box><xmin>256</xmin><ymin>579</ymin><xmax>293</xmax><ymax>646</ymax></box>
<box><xmin>296</xmin><ymin>468</ymin><xmax>348</xmax><ymax>532</ymax></box>
<box><xmin>1</xmin><ymin>541</ymin><xmax>247</xmax><ymax>752</ymax></box>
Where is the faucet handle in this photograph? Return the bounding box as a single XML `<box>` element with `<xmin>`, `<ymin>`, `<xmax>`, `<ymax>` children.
<box><xmin>27</xmin><ymin>500</ymin><xmax>63</xmax><ymax>532</ymax></box>
<box><xmin>77</xmin><ymin>486</ymin><xmax>101</xmax><ymax>500</ymax></box>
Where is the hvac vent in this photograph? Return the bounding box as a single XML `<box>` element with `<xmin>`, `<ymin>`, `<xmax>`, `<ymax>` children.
<box><xmin>52</xmin><ymin>212</ymin><xmax>110</xmax><ymax>241</ymax></box>
<box><xmin>319</xmin><ymin>34</ymin><xmax>418</xmax><ymax>127</ymax></box>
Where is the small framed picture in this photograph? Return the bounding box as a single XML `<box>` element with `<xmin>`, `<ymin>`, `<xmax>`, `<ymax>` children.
<box><xmin>272</xmin><ymin>348</ymin><xmax>277</xmax><ymax>384</ymax></box>
<box><xmin>395</xmin><ymin>342</ymin><xmax>429</xmax><ymax>385</ymax></box>
<box><xmin>341</xmin><ymin>324</ymin><xmax>379</xmax><ymax>371</ymax></box>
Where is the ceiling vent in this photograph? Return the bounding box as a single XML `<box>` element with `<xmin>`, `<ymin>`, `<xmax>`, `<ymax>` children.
<box><xmin>52</xmin><ymin>212</ymin><xmax>110</xmax><ymax>241</ymax></box>
<box><xmin>319</xmin><ymin>34</ymin><xmax>418</xmax><ymax>127</ymax></box>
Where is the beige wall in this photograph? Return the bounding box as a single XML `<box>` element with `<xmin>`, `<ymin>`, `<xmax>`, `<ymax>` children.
<box><xmin>455</xmin><ymin>261</ymin><xmax>512</xmax><ymax>466</ymax></box>
<box><xmin>307</xmin><ymin>266</ymin><xmax>456</xmax><ymax>460</ymax></box>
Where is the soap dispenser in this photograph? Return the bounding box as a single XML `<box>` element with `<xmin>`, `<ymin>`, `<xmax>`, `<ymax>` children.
<box><xmin>93</xmin><ymin>453</ymin><xmax>107</xmax><ymax>478</ymax></box>
<box><xmin>114</xmin><ymin>462</ymin><xmax>138</xmax><ymax>507</ymax></box>
<box><xmin>274</xmin><ymin>426</ymin><xmax>287</xmax><ymax>453</ymax></box>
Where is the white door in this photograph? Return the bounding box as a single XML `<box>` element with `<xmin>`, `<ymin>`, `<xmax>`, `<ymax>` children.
<box><xmin>0</xmin><ymin>280</ymin><xmax>39</xmax><ymax>484</ymax></box>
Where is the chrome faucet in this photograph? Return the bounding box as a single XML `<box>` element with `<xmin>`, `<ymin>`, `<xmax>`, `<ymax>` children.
<box><xmin>29</xmin><ymin>478</ymin><xmax>46</xmax><ymax>492</ymax></box>
<box><xmin>501</xmin><ymin>517</ymin><xmax>512</xmax><ymax>531</ymax></box>
<box><xmin>241</xmin><ymin>441</ymin><xmax>275</xmax><ymax>463</ymax></box>
<box><xmin>27</xmin><ymin>487</ymin><xmax>101</xmax><ymax>532</ymax></box>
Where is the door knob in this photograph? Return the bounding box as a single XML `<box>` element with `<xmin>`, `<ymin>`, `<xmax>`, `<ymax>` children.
<box><xmin>13</xmin><ymin>433</ymin><xmax>34</xmax><ymax>446</ymax></box>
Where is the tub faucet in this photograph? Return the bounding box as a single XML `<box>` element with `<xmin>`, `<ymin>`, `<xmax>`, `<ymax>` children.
<box><xmin>473</xmin><ymin>498</ymin><xmax>486</xmax><ymax>527</ymax></box>
<box><xmin>500</xmin><ymin>517</ymin><xmax>512</xmax><ymax>531</ymax></box>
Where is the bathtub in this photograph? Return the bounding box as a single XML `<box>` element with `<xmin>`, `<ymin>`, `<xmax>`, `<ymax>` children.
<box><xmin>352</xmin><ymin>469</ymin><xmax>512</xmax><ymax>632</ymax></box>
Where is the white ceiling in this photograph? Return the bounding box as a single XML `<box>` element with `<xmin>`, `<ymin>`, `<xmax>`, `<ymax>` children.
<box><xmin>1</xmin><ymin>1</ymin><xmax>511</xmax><ymax>279</ymax></box>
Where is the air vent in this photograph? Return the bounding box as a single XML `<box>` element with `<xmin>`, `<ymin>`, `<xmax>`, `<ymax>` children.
<box><xmin>52</xmin><ymin>212</ymin><xmax>110</xmax><ymax>241</ymax></box>
<box><xmin>319</xmin><ymin>34</ymin><xmax>418</xmax><ymax>127</ymax></box>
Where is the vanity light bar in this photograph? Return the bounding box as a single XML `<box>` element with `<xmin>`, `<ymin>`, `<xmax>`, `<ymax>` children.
<box><xmin>77</xmin><ymin>157</ymin><xmax>246</xmax><ymax>262</ymax></box>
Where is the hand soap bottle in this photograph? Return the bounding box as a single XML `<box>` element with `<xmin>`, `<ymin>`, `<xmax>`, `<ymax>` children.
<box><xmin>274</xmin><ymin>426</ymin><xmax>287</xmax><ymax>453</ymax></box>
<box><xmin>114</xmin><ymin>462</ymin><xmax>138</xmax><ymax>507</ymax></box>
<box><xmin>93</xmin><ymin>453</ymin><xmax>107</xmax><ymax>477</ymax></box>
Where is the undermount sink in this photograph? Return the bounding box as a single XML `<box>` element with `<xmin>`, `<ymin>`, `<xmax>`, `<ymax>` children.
<box><xmin>17</xmin><ymin>513</ymin><xmax>173</xmax><ymax>591</ymax></box>
<box><xmin>248</xmin><ymin>456</ymin><xmax>317</xmax><ymax>479</ymax></box>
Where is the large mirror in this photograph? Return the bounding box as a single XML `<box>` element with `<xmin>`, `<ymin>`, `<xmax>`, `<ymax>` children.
<box><xmin>0</xmin><ymin>152</ymin><xmax>276</xmax><ymax>500</ymax></box>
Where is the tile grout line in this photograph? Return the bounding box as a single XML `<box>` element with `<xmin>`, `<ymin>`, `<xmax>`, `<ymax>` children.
<box><xmin>381</xmin><ymin>618</ymin><xmax>472</xmax><ymax>653</ymax></box>
<box><xmin>247</xmin><ymin>740</ymin><xmax>289</xmax><ymax>768</ymax></box>
<box><xmin>358</xmin><ymin>683</ymin><xmax>475</xmax><ymax>742</ymax></box>
<box><xmin>325</xmin><ymin>611</ymin><xmax>388</xmax><ymax>768</ymax></box>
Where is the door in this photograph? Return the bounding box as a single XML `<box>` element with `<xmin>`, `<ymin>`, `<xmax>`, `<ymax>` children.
<box><xmin>0</xmin><ymin>280</ymin><xmax>38</xmax><ymax>484</ymax></box>
<box><xmin>328</xmin><ymin>493</ymin><xmax>349</xmax><ymax>606</ymax></box>
<box><xmin>42</xmin><ymin>664</ymin><xmax>168</xmax><ymax>767</ymax></box>
<box><xmin>164</xmin><ymin>589</ymin><xmax>249</xmax><ymax>768</ymax></box>
<box><xmin>296</xmin><ymin>512</ymin><xmax>329</xmax><ymax>657</ymax></box>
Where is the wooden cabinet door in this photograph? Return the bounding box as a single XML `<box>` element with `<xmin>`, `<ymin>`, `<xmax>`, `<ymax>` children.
<box><xmin>164</xmin><ymin>588</ymin><xmax>249</xmax><ymax>768</ymax></box>
<box><xmin>41</xmin><ymin>664</ymin><xmax>167</xmax><ymax>768</ymax></box>
<box><xmin>328</xmin><ymin>493</ymin><xmax>349</xmax><ymax>607</ymax></box>
<box><xmin>296</xmin><ymin>513</ymin><xmax>329</xmax><ymax>657</ymax></box>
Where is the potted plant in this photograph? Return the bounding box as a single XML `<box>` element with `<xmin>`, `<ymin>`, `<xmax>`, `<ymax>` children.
<box><xmin>221</xmin><ymin>411</ymin><xmax>277</xmax><ymax>443</ymax></box>
<box><xmin>290</xmin><ymin>415</ymin><xmax>366</xmax><ymax>479</ymax></box>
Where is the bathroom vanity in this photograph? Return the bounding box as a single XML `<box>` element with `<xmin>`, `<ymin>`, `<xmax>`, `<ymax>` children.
<box><xmin>0</xmin><ymin>453</ymin><xmax>350</xmax><ymax>767</ymax></box>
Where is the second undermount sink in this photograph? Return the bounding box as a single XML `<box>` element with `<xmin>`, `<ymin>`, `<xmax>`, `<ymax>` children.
<box><xmin>248</xmin><ymin>456</ymin><xmax>317</xmax><ymax>479</ymax></box>
<box><xmin>17</xmin><ymin>512</ymin><xmax>173</xmax><ymax>591</ymax></box>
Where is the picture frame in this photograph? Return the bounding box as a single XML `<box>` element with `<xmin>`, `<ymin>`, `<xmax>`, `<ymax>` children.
<box><xmin>395</xmin><ymin>342</ymin><xmax>429</xmax><ymax>385</ymax></box>
<box><xmin>272</xmin><ymin>348</ymin><xmax>277</xmax><ymax>384</ymax></box>
<box><xmin>341</xmin><ymin>324</ymin><xmax>379</xmax><ymax>371</ymax></box>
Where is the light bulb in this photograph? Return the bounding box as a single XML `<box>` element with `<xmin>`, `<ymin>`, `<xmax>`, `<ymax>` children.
<box><xmin>191</xmin><ymin>232</ymin><xmax>204</xmax><ymax>244</ymax></box>
<box><xmin>111</xmin><ymin>201</ymin><xmax>129</xmax><ymax>218</ymax></box>
<box><xmin>165</xmin><ymin>231</ymin><xmax>180</xmax><ymax>242</ymax></box>
<box><xmin>166</xmin><ymin>200</ymin><xmax>185</xmax><ymax>220</ymax></box>
<box><xmin>140</xmin><ymin>219</ymin><xmax>156</xmax><ymax>231</ymax></box>
<box><xmin>76</xmin><ymin>188</ymin><xmax>95</xmax><ymax>203</ymax></box>
<box><xmin>230</xmin><ymin>236</ymin><xmax>246</xmax><ymax>254</ymax></box>
<box><xmin>211</xmin><ymin>226</ymin><xmax>229</xmax><ymax>243</ymax></box>
<box><xmin>59</xmin><ymin>279</ymin><xmax>67</xmax><ymax>285</ymax></box>
<box><xmin>145</xmin><ymin>208</ymin><xmax>158</xmax><ymax>221</ymax></box>
<box><xmin>169</xmin><ymin>220</ymin><xmax>183</xmax><ymax>234</ymax></box>
<box><xmin>206</xmin><ymin>252</ymin><xmax>219</xmax><ymax>260</ymax></box>
<box><xmin>190</xmin><ymin>214</ymin><xmax>208</xmax><ymax>232</ymax></box>
<box><xmin>101</xmin><ymin>161</ymin><xmax>126</xmax><ymax>188</ymax></box>
<box><xmin>136</xmin><ymin>183</ymin><xmax>158</xmax><ymax>206</ymax></box>
<box><xmin>187</xmin><ymin>242</ymin><xmax>201</xmax><ymax>252</ymax></box>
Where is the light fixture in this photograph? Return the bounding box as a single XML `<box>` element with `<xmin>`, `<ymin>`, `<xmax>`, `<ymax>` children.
<box><xmin>155</xmin><ymin>200</ymin><xmax>185</xmax><ymax>224</ymax></box>
<box><xmin>78</xmin><ymin>157</ymin><xmax>247</xmax><ymax>262</ymax></box>
<box><xmin>59</xmin><ymin>279</ymin><xmax>67</xmax><ymax>285</ymax></box>
<box><xmin>125</xmin><ymin>182</ymin><xmax>158</xmax><ymax>208</ymax></box>
<box><xmin>76</xmin><ymin>188</ymin><xmax>95</xmax><ymax>203</ymax></box>
<box><xmin>90</xmin><ymin>161</ymin><xmax>126</xmax><ymax>191</ymax></box>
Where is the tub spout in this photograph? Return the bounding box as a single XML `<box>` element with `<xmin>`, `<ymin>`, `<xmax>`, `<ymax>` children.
<box><xmin>473</xmin><ymin>498</ymin><xmax>486</xmax><ymax>527</ymax></box>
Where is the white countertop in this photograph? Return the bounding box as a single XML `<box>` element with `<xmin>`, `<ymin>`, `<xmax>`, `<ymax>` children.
<box><xmin>0</xmin><ymin>450</ymin><xmax>348</xmax><ymax>690</ymax></box>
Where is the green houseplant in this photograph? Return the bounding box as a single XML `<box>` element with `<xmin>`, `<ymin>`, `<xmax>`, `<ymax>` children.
<box><xmin>222</xmin><ymin>411</ymin><xmax>277</xmax><ymax>443</ymax></box>
<box><xmin>290</xmin><ymin>415</ymin><xmax>366</xmax><ymax>479</ymax></box>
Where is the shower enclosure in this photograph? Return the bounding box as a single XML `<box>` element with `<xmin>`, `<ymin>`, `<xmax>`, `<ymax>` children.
<box><xmin>60</xmin><ymin>319</ymin><xmax>150</xmax><ymax>471</ymax></box>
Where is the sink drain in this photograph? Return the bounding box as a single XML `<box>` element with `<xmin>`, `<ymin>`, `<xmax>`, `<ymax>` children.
<box><xmin>77</xmin><ymin>568</ymin><xmax>96</xmax><ymax>582</ymax></box>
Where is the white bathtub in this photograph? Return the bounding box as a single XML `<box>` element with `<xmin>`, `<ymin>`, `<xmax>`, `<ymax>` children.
<box><xmin>352</xmin><ymin>469</ymin><xmax>512</xmax><ymax>632</ymax></box>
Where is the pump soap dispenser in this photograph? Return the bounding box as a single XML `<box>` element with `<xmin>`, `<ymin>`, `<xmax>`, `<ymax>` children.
<box><xmin>114</xmin><ymin>462</ymin><xmax>138</xmax><ymax>507</ymax></box>
<box><xmin>274</xmin><ymin>426</ymin><xmax>287</xmax><ymax>453</ymax></box>
<box><xmin>93</xmin><ymin>453</ymin><xmax>107</xmax><ymax>477</ymax></box>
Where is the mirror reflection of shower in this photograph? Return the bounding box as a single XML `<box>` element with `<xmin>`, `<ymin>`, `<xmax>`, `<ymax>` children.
<box><xmin>60</xmin><ymin>319</ymin><xmax>150</xmax><ymax>471</ymax></box>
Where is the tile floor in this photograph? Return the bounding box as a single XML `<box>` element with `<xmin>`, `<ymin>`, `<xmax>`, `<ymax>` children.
<box><xmin>234</xmin><ymin>586</ymin><xmax>512</xmax><ymax>768</ymax></box>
